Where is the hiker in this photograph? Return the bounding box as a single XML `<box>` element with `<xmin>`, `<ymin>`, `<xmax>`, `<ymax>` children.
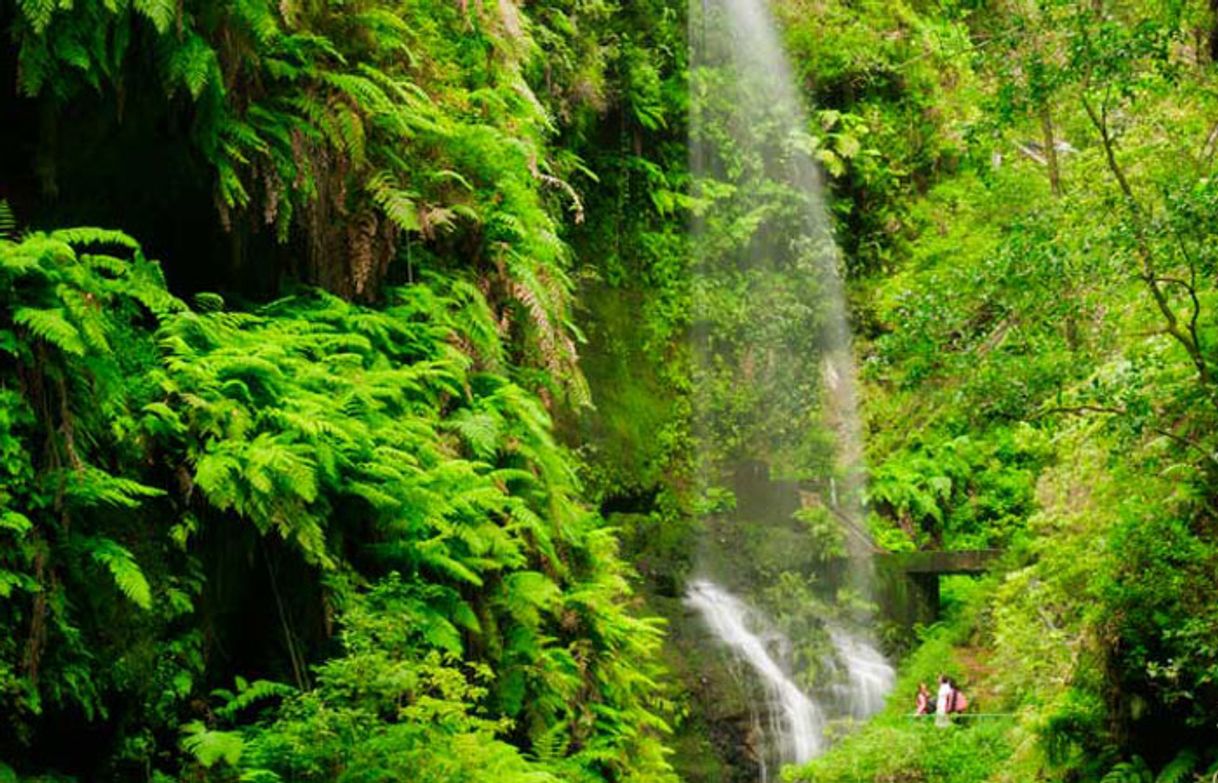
<box><xmin>935</xmin><ymin>674</ymin><xmax>953</xmax><ymax>727</ymax></box>
<box><xmin>914</xmin><ymin>682</ymin><xmax>932</xmax><ymax>716</ymax></box>
<box><xmin>948</xmin><ymin>681</ymin><xmax>969</xmax><ymax>714</ymax></box>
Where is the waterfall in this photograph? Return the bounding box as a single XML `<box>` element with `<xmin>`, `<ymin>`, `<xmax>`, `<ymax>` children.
<box><xmin>826</xmin><ymin>627</ymin><xmax>897</xmax><ymax>720</ymax></box>
<box><xmin>685</xmin><ymin>580</ymin><xmax>826</xmax><ymax>768</ymax></box>
<box><xmin>687</xmin><ymin>0</ymin><xmax>895</xmax><ymax>775</ymax></box>
<box><xmin>685</xmin><ymin>580</ymin><xmax>894</xmax><ymax>778</ymax></box>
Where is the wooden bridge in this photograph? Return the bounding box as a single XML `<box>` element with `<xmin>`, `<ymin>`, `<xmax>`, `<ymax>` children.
<box><xmin>874</xmin><ymin>550</ymin><xmax>1002</xmax><ymax>626</ymax></box>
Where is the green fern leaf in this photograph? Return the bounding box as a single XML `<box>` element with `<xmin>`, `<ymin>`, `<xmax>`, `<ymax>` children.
<box><xmin>49</xmin><ymin>227</ymin><xmax>140</xmax><ymax>251</ymax></box>
<box><xmin>0</xmin><ymin>511</ymin><xmax>33</xmax><ymax>535</ymax></box>
<box><xmin>18</xmin><ymin>0</ymin><xmax>60</xmax><ymax>34</ymax></box>
<box><xmin>1155</xmin><ymin>749</ymin><xmax>1198</xmax><ymax>783</ymax></box>
<box><xmin>231</xmin><ymin>0</ymin><xmax>280</xmax><ymax>43</ymax></box>
<box><xmin>367</xmin><ymin>171</ymin><xmax>420</xmax><ymax>231</ymax></box>
<box><xmin>0</xmin><ymin>199</ymin><xmax>16</xmax><ymax>240</ymax></box>
<box><xmin>86</xmin><ymin>537</ymin><xmax>153</xmax><ymax>610</ymax></box>
<box><xmin>530</xmin><ymin>720</ymin><xmax>571</xmax><ymax>764</ymax></box>
<box><xmin>214</xmin><ymin>678</ymin><xmax>295</xmax><ymax>721</ymax></box>
<box><xmin>447</xmin><ymin>409</ymin><xmax>501</xmax><ymax>459</ymax></box>
<box><xmin>1102</xmin><ymin>758</ymin><xmax>1153</xmax><ymax>783</ymax></box>
<box><xmin>167</xmin><ymin>33</ymin><xmax>217</xmax><ymax>99</ymax></box>
<box><xmin>501</xmin><ymin>571</ymin><xmax>560</xmax><ymax>625</ymax></box>
<box><xmin>417</xmin><ymin>542</ymin><xmax>483</xmax><ymax>586</ymax></box>
<box><xmin>64</xmin><ymin>467</ymin><xmax>165</xmax><ymax>508</ymax></box>
<box><xmin>181</xmin><ymin>721</ymin><xmax>244</xmax><ymax>768</ymax></box>
<box><xmin>194</xmin><ymin>292</ymin><xmax>226</xmax><ymax>312</ymax></box>
<box><xmin>133</xmin><ymin>0</ymin><xmax>176</xmax><ymax>33</ymax></box>
<box><xmin>14</xmin><ymin>307</ymin><xmax>86</xmax><ymax>355</ymax></box>
<box><xmin>0</xmin><ymin>570</ymin><xmax>39</xmax><ymax>598</ymax></box>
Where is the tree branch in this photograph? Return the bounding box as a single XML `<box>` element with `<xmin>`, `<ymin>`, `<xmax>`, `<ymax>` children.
<box><xmin>1081</xmin><ymin>92</ymin><xmax>1211</xmax><ymax>389</ymax></box>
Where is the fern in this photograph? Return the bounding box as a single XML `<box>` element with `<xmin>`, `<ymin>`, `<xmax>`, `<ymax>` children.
<box><xmin>193</xmin><ymin>292</ymin><xmax>226</xmax><ymax>312</ymax></box>
<box><xmin>1103</xmin><ymin>758</ymin><xmax>1153</xmax><ymax>783</ymax></box>
<box><xmin>132</xmin><ymin>0</ymin><xmax>176</xmax><ymax>34</ymax></box>
<box><xmin>166</xmin><ymin>33</ymin><xmax>218</xmax><ymax>100</ymax></box>
<box><xmin>0</xmin><ymin>200</ymin><xmax>15</xmax><ymax>240</ymax></box>
<box><xmin>13</xmin><ymin>307</ymin><xmax>87</xmax><ymax>356</ymax></box>
<box><xmin>49</xmin><ymin>227</ymin><xmax>140</xmax><ymax>251</ymax></box>
<box><xmin>0</xmin><ymin>511</ymin><xmax>33</xmax><ymax>535</ymax></box>
<box><xmin>1155</xmin><ymin>749</ymin><xmax>1199</xmax><ymax>783</ymax></box>
<box><xmin>17</xmin><ymin>0</ymin><xmax>61</xmax><ymax>35</ymax></box>
<box><xmin>84</xmin><ymin>537</ymin><xmax>153</xmax><ymax>610</ymax></box>
<box><xmin>530</xmin><ymin>720</ymin><xmax>571</xmax><ymax>764</ymax></box>
<box><xmin>181</xmin><ymin>721</ymin><xmax>244</xmax><ymax>768</ymax></box>
<box><xmin>367</xmin><ymin>170</ymin><xmax>421</xmax><ymax>231</ymax></box>
<box><xmin>64</xmin><ymin>466</ymin><xmax>165</xmax><ymax>509</ymax></box>
<box><xmin>213</xmin><ymin>678</ymin><xmax>295</xmax><ymax>721</ymax></box>
<box><xmin>447</xmin><ymin>409</ymin><xmax>502</xmax><ymax>459</ymax></box>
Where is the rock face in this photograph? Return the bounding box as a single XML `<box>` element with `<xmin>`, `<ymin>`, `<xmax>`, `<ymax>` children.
<box><xmin>654</xmin><ymin>591</ymin><xmax>771</xmax><ymax>783</ymax></box>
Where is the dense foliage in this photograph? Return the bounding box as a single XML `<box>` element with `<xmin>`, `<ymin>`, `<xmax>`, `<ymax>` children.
<box><xmin>0</xmin><ymin>225</ymin><xmax>674</xmax><ymax>781</ymax></box>
<box><xmin>6</xmin><ymin>0</ymin><xmax>1218</xmax><ymax>781</ymax></box>
<box><xmin>0</xmin><ymin>0</ymin><xmax>678</xmax><ymax>780</ymax></box>
<box><xmin>785</xmin><ymin>1</ymin><xmax>1218</xmax><ymax>781</ymax></box>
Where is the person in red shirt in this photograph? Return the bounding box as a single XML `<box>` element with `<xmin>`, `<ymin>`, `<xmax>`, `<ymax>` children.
<box><xmin>914</xmin><ymin>682</ymin><xmax>932</xmax><ymax>716</ymax></box>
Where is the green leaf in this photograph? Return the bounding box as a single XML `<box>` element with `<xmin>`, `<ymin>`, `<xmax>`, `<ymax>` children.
<box><xmin>87</xmin><ymin>537</ymin><xmax>153</xmax><ymax>610</ymax></box>
<box><xmin>133</xmin><ymin>0</ymin><xmax>176</xmax><ymax>33</ymax></box>
<box><xmin>181</xmin><ymin>721</ymin><xmax>244</xmax><ymax>768</ymax></box>
<box><xmin>14</xmin><ymin>307</ymin><xmax>86</xmax><ymax>356</ymax></box>
<box><xmin>0</xmin><ymin>511</ymin><xmax>32</xmax><ymax>535</ymax></box>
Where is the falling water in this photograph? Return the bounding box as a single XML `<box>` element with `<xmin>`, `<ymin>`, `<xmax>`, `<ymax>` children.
<box><xmin>687</xmin><ymin>0</ymin><xmax>895</xmax><ymax>775</ymax></box>
<box><xmin>685</xmin><ymin>580</ymin><xmax>826</xmax><ymax>768</ymax></box>
<box><xmin>684</xmin><ymin>578</ymin><xmax>895</xmax><ymax>778</ymax></box>
<box><xmin>690</xmin><ymin>0</ymin><xmax>868</xmax><ymax>525</ymax></box>
<box><xmin>826</xmin><ymin>627</ymin><xmax>897</xmax><ymax>720</ymax></box>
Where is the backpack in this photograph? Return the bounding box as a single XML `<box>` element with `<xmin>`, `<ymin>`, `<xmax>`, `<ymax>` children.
<box><xmin>951</xmin><ymin>689</ymin><xmax>968</xmax><ymax>713</ymax></box>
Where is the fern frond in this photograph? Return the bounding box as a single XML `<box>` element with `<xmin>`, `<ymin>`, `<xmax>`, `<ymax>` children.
<box><xmin>18</xmin><ymin>0</ymin><xmax>61</xmax><ymax>34</ymax></box>
<box><xmin>351</xmin><ymin>9</ymin><xmax>415</xmax><ymax>62</ymax></box>
<box><xmin>214</xmin><ymin>678</ymin><xmax>295</xmax><ymax>721</ymax></box>
<box><xmin>85</xmin><ymin>537</ymin><xmax>153</xmax><ymax>610</ymax></box>
<box><xmin>446</xmin><ymin>409</ymin><xmax>501</xmax><ymax>459</ymax></box>
<box><xmin>367</xmin><ymin>171</ymin><xmax>420</xmax><ymax>232</ymax></box>
<box><xmin>0</xmin><ymin>511</ymin><xmax>33</xmax><ymax>535</ymax></box>
<box><xmin>0</xmin><ymin>199</ymin><xmax>16</xmax><ymax>240</ymax></box>
<box><xmin>1155</xmin><ymin>749</ymin><xmax>1198</xmax><ymax>783</ymax></box>
<box><xmin>132</xmin><ymin>0</ymin><xmax>175</xmax><ymax>34</ymax></box>
<box><xmin>14</xmin><ymin>307</ymin><xmax>86</xmax><ymax>355</ymax></box>
<box><xmin>167</xmin><ymin>33</ymin><xmax>218</xmax><ymax>99</ymax></box>
<box><xmin>180</xmin><ymin>721</ymin><xmax>244</xmax><ymax>768</ymax></box>
<box><xmin>231</xmin><ymin>0</ymin><xmax>280</xmax><ymax>43</ymax></box>
<box><xmin>530</xmin><ymin>719</ymin><xmax>571</xmax><ymax>763</ymax></box>
<box><xmin>64</xmin><ymin>467</ymin><xmax>165</xmax><ymax>508</ymax></box>
<box><xmin>319</xmin><ymin>72</ymin><xmax>392</xmax><ymax>115</ymax></box>
<box><xmin>1102</xmin><ymin>758</ymin><xmax>1152</xmax><ymax>783</ymax></box>
<box><xmin>48</xmin><ymin>227</ymin><xmax>140</xmax><ymax>251</ymax></box>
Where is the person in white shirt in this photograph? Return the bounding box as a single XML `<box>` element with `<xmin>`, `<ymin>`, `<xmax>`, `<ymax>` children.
<box><xmin>935</xmin><ymin>674</ymin><xmax>954</xmax><ymax>727</ymax></box>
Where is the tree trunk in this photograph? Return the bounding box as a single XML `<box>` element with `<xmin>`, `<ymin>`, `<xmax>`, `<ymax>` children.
<box><xmin>1211</xmin><ymin>0</ymin><xmax>1218</xmax><ymax>63</ymax></box>
<box><xmin>1040</xmin><ymin>105</ymin><xmax>1062</xmax><ymax>196</ymax></box>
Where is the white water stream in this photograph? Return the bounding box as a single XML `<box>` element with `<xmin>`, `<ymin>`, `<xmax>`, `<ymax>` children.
<box><xmin>685</xmin><ymin>580</ymin><xmax>826</xmax><ymax>768</ymax></box>
<box><xmin>827</xmin><ymin>626</ymin><xmax>897</xmax><ymax>720</ymax></box>
<box><xmin>685</xmin><ymin>579</ymin><xmax>894</xmax><ymax>779</ymax></box>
